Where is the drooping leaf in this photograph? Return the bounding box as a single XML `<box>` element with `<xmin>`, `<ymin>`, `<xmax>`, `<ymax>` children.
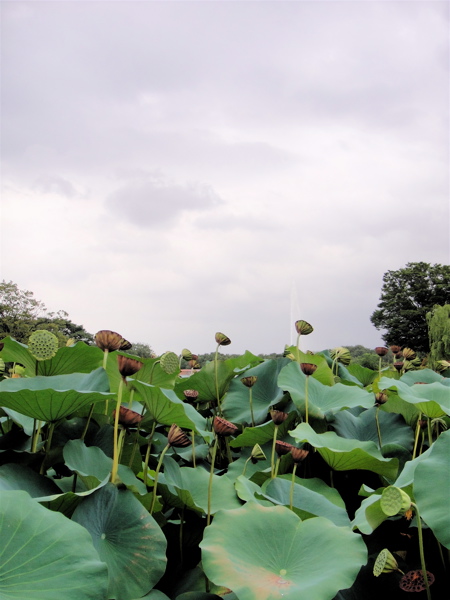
<box><xmin>0</xmin><ymin>463</ymin><xmax>60</xmax><ymax>496</ymax></box>
<box><xmin>0</xmin><ymin>490</ymin><xmax>108</xmax><ymax>599</ymax></box>
<box><xmin>37</xmin><ymin>342</ymin><xmax>103</xmax><ymax>376</ymax></box>
<box><xmin>379</xmin><ymin>377</ymin><xmax>450</xmax><ymax>418</ymax></box>
<box><xmin>290</xmin><ymin>423</ymin><xmax>399</xmax><ymax>478</ymax></box>
<box><xmin>72</xmin><ymin>483</ymin><xmax>167</xmax><ymax>600</ymax></box>
<box><xmin>0</xmin><ymin>336</ymin><xmax>36</xmax><ymax>375</ymax></box>
<box><xmin>346</xmin><ymin>364</ymin><xmax>378</xmax><ymax>387</ymax></box>
<box><xmin>230</xmin><ymin>412</ymin><xmax>297</xmax><ymax>448</ymax></box>
<box><xmin>0</xmin><ymin>368</ymin><xmax>114</xmax><ymax>422</ymax></box>
<box><xmin>200</xmin><ymin>503</ymin><xmax>367</xmax><ymax>600</ymax></box>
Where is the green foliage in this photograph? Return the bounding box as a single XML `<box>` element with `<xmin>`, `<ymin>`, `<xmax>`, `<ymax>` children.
<box><xmin>0</xmin><ymin>280</ymin><xmax>93</xmax><ymax>345</ymax></box>
<box><xmin>427</xmin><ymin>304</ymin><xmax>450</xmax><ymax>370</ymax></box>
<box><xmin>371</xmin><ymin>262</ymin><xmax>450</xmax><ymax>353</ymax></box>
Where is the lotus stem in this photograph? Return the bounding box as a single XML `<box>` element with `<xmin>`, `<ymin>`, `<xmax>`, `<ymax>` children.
<box><xmin>411</xmin><ymin>502</ymin><xmax>432</xmax><ymax>600</ymax></box>
<box><xmin>111</xmin><ymin>377</ymin><xmax>124</xmax><ymax>484</ymax></box>
<box><xmin>128</xmin><ymin>420</ymin><xmax>142</xmax><ymax>468</ymax></box>
<box><xmin>378</xmin><ymin>356</ymin><xmax>382</xmax><ymax>378</ymax></box>
<box><xmin>81</xmin><ymin>404</ymin><xmax>95</xmax><ymax>441</ymax></box>
<box><xmin>242</xmin><ymin>456</ymin><xmax>252</xmax><ymax>477</ymax></box>
<box><xmin>117</xmin><ymin>428</ymin><xmax>126</xmax><ymax>465</ymax></box>
<box><xmin>191</xmin><ymin>431</ymin><xmax>196</xmax><ymax>467</ymax></box>
<box><xmin>249</xmin><ymin>388</ymin><xmax>255</xmax><ymax>427</ymax></box>
<box><xmin>150</xmin><ymin>443</ymin><xmax>170</xmax><ymax>515</ymax></box>
<box><xmin>31</xmin><ymin>419</ymin><xmax>42</xmax><ymax>453</ymax></box>
<box><xmin>289</xmin><ymin>463</ymin><xmax>298</xmax><ymax>511</ymax></box>
<box><xmin>148</xmin><ymin>360</ymin><xmax>160</xmax><ymax>385</ymax></box>
<box><xmin>127</xmin><ymin>388</ymin><xmax>135</xmax><ymax>409</ymax></box>
<box><xmin>103</xmin><ymin>350</ymin><xmax>109</xmax><ymax>415</ymax></box>
<box><xmin>143</xmin><ymin>421</ymin><xmax>157</xmax><ymax>486</ymax></box>
<box><xmin>274</xmin><ymin>456</ymin><xmax>281</xmax><ymax>478</ymax></box>
<box><xmin>413</xmin><ymin>414</ymin><xmax>422</xmax><ymax>460</ymax></box>
<box><xmin>207</xmin><ymin>435</ymin><xmax>219</xmax><ymax>526</ymax></box>
<box><xmin>271</xmin><ymin>424</ymin><xmax>279</xmax><ymax>478</ymax></box>
<box><xmin>304</xmin><ymin>375</ymin><xmax>310</xmax><ymax>424</ymax></box>
<box><xmin>427</xmin><ymin>419</ymin><xmax>433</xmax><ymax>448</ymax></box>
<box><xmin>40</xmin><ymin>421</ymin><xmax>56</xmax><ymax>475</ymax></box>
<box><xmin>375</xmin><ymin>407</ymin><xmax>382</xmax><ymax>448</ymax></box>
<box><xmin>214</xmin><ymin>343</ymin><xmax>222</xmax><ymax>416</ymax></box>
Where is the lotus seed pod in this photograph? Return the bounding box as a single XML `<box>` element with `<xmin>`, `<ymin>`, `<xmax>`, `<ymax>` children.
<box><xmin>250</xmin><ymin>443</ymin><xmax>266</xmax><ymax>463</ymax></box>
<box><xmin>66</xmin><ymin>338</ymin><xmax>75</xmax><ymax>347</ymax></box>
<box><xmin>330</xmin><ymin>347</ymin><xmax>351</xmax><ymax>366</ymax></box>
<box><xmin>270</xmin><ymin>410</ymin><xmax>288</xmax><ymax>425</ymax></box>
<box><xmin>215</xmin><ymin>332</ymin><xmax>231</xmax><ymax>346</ymax></box>
<box><xmin>402</xmin><ymin>347</ymin><xmax>416</xmax><ymax>360</ymax></box>
<box><xmin>113</xmin><ymin>406</ymin><xmax>143</xmax><ymax>427</ymax></box>
<box><xmin>300</xmin><ymin>363</ymin><xmax>317</xmax><ymax>376</ymax></box>
<box><xmin>399</xmin><ymin>570</ymin><xmax>435</xmax><ymax>592</ymax></box>
<box><xmin>241</xmin><ymin>376</ymin><xmax>257</xmax><ymax>388</ymax></box>
<box><xmin>160</xmin><ymin>351</ymin><xmax>179</xmax><ymax>374</ymax></box>
<box><xmin>290</xmin><ymin>447</ymin><xmax>309</xmax><ymax>464</ymax></box>
<box><xmin>380</xmin><ymin>486</ymin><xmax>411</xmax><ymax>516</ymax></box>
<box><xmin>117</xmin><ymin>354</ymin><xmax>144</xmax><ymax>379</ymax></box>
<box><xmin>295</xmin><ymin>320</ymin><xmax>313</xmax><ymax>335</ymax></box>
<box><xmin>213</xmin><ymin>416</ymin><xmax>238</xmax><ymax>436</ymax></box>
<box><xmin>94</xmin><ymin>330</ymin><xmax>125</xmax><ymax>352</ymax></box>
<box><xmin>393</xmin><ymin>361</ymin><xmax>403</xmax><ymax>372</ymax></box>
<box><xmin>28</xmin><ymin>330</ymin><xmax>59</xmax><ymax>361</ymax></box>
<box><xmin>119</xmin><ymin>339</ymin><xmax>132</xmax><ymax>351</ymax></box>
<box><xmin>275</xmin><ymin>440</ymin><xmax>294</xmax><ymax>456</ymax></box>
<box><xmin>389</xmin><ymin>345</ymin><xmax>401</xmax><ymax>354</ymax></box>
<box><xmin>375</xmin><ymin>347</ymin><xmax>389</xmax><ymax>357</ymax></box>
<box><xmin>183</xmin><ymin>389</ymin><xmax>199</xmax><ymax>402</ymax></box>
<box><xmin>374</xmin><ymin>392</ymin><xmax>388</xmax><ymax>406</ymax></box>
<box><xmin>373</xmin><ymin>549</ymin><xmax>402</xmax><ymax>577</ymax></box>
<box><xmin>167</xmin><ymin>424</ymin><xmax>191</xmax><ymax>448</ymax></box>
<box><xmin>181</xmin><ymin>348</ymin><xmax>194</xmax><ymax>361</ymax></box>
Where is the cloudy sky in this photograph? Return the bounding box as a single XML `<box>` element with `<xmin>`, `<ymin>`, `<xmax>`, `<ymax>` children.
<box><xmin>1</xmin><ymin>0</ymin><xmax>449</xmax><ymax>356</ymax></box>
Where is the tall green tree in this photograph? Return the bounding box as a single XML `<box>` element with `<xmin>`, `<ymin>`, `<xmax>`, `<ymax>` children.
<box><xmin>370</xmin><ymin>262</ymin><xmax>450</xmax><ymax>354</ymax></box>
<box><xmin>0</xmin><ymin>280</ymin><xmax>93</xmax><ymax>345</ymax></box>
<box><xmin>426</xmin><ymin>304</ymin><xmax>450</xmax><ymax>369</ymax></box>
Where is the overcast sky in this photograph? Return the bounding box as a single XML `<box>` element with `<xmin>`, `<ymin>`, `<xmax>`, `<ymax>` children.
<box><xmin>1</xmin><ymin>0</ymin><xmax>449</xmax><ymax>356</ymax></box>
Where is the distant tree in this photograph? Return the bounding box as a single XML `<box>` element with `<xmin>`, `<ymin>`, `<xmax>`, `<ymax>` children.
<box><xmin>0</xmin><ymin>280</ymin><xmax>93</xmax><ymax>346</ymax></box>
<box><xmin>370</xmin><ymin>263</ymin><xmax>450</xmax><ymax>354</ymax></box>
<box><xmin>426</xmin><ymin>304</ymin><xmax>450</xmax><ymax>370</ymax></box>
<box><xmin>129</xmin><ymin>342</ymin><xmax>155</xmax><ymax>358</ymax></box>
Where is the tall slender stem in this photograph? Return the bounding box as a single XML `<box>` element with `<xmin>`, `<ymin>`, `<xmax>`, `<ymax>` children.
<box><xmin>40</xmin><ymin>422</ymin><xmax>55</xmax><ymax>475</ymax></box>
<box><xmin>249</xmin><ymin>388</ymin><xmax>255</xmax><ymax>427</ymax></box>
<box><xmin>289</xmin><ymin>463</ymin><xmax>298</xmax><ymax>511</ymax></box>
<box><xmin>150</xmin><ymin>443</ymin><xmax>170</xmax><ymax>515</ymax></box>
<box><xmin>427</xmin><ymin>419</ymin><xmax>433</xmax><ymax>448</ymax></box>
<box><xmin>411</xmin><ymin>503</ymin><xmax>431</xmax><ymax>600</ymax></box>
<box><xmin>143</xmin><ymin>422</ymin><xmax>157</xmax><ymax>486</ymax></box>
<box><xmin>207</xmin><ymin>436</ymin><xmax>219</xmax><ymax>526</ymax></box>
<box><xmin>375</xmin><ymin>407</ymin><xmax>382</xmax><ymax>448</ymax></box>
<box><xmin>271</xmin><ymin>425</ymin><xmax>279</xmax><ymax>478</ymax></box>
<box><xmin>191</xmin><ymin>431</ymin><xmax>196</xmax><ymax>467</ymax></box>
<box><xmin>103</xmin><ymin>350</ymin><xmax>109</xmax><ymax>415</ymax></box>
<box><xmin>412</xmin><ymin>413</ymin><xmax>422</xmax><ymax>460</ymax></box>
<box><xmin>304</xmin><ymin>375</ymin><xmax>310</xmax><ymax>424</ymax></box>
<box><xmin>214</xmin><ymin>344</ymin><xmax>222</xmax><ymax>416</ymax></box>
<box><xmin>81</xmin><ymin>404</ymin><xmax>95</xmax><ymax>441</ymax></box>
<box><xmin>111</xmin><ymin>378</ymin><xmax>125</xmax><ymax>484</ymax></box>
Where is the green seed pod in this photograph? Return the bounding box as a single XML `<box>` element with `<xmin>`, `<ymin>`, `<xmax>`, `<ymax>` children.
<box><xmin>160</xmin><ymin>351</ymin><xmax>179</xmax><ymax>374</ymax></box>
<box><xmin>373</xmin><ymin>548</ymin><xmax>403</xmax><ymax>576</ymax></box>
<box><xmin>380</xmin><ymin>486</ymin><xmax>412</xmax><ymax>517</ymax></box>
<box><xmin>181</xmin><ymin>348</ymin><xmax>194</xmax><ymax>361</ymax></box>
<box><xmin>241</xmin><ymin>376</ymin><xmax>257</xmax><ymax>388</ymax></box>
<box><xmin>250</xmin><ymin>444</ymin><xmax>266</xmax><ymax>463</ymax></box>
<box><xmin>330</xmin><ymin>347</ymin><xmax>351</xmax><ymax>366</ymax></box>
<box><xmin>215</xmin><ymin>332</ymin><xmax>231</xmax><ymax>346</ymax></box>
<box><xmin>295</xmin><ymin>320</ymin><xmax>313</xmax><ymax>335</ymax></box>
<box><xmin>28</xmin><ymin>330</ymin><xmax>59</xmax><ymax>361</ymax></box>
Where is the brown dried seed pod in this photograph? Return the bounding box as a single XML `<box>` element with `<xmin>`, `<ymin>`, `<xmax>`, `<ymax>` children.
<box><xmin>183</xmin><ymin>389</ymin><xmax>199</xmax><ymax>401</ymax></box>
<box><xmin>117</xmin><ymin>354</ymin><xmax>144</xmax><ymax>379</ymax></box>
<box><xmin>213</xmin><ymin>416</ymin><xmax>238</xmax><ymax>436</ymax></box>
<box><xmin>399</xmin><ymin>570</ymin><xmax>435</xmax><ymax>592</ymax></box>
<box><xmin>275</xmin><ymin>440</ymin><xmax>294</xmax><ymax>456</ymax></box>
<box><xmin>300</xmin><ymin>363</ymin><xmax>317</xmax><ymax>376</ymax></box>
<box><xmin>270</xmin><ymin>410</ymin><xmax>289</xmax><ymax>425</ymax></box>
<box><xmin>290</xmin><ymin>447</ymin><xmax>309</xmax><ymax>463</ymax></box>
<box><xmin>375</xmin><ymin>392</ymin><xmax>388</xmax><ymax>406</ymax></box>
<box><xmin>95</xmin><ymin>330</ymin><xmax>125</xmax><ymax>352</ymax></box>
<box><xmin>241</xmin><ymin>376</ymin><xmax>257</xmax><ymax>388</ymax></box>
<box><xmin>113</xmin><ymin>406</ymin><xmax>143</xmax><ymax>427</ymax></box>
<box><xmin>375</xmin><ymin>347</ymin><xmax>389</xmax><ymax>356</ymax></box>
<box><xmin>167</xmin><ymin>424</ymin><xmax>191</xmax><ymax>448</ymax></box>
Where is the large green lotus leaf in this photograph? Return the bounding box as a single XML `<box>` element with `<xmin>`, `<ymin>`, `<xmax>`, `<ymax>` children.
<box><xmin>393</xmin><ymin>445</ymin><xmax>433</xmax><ymax>489</ymax></box>
<box><xmin>330</xmin><ymin>407</ymin><xmax>414</xmax><ymax>451</ymax></box>
<box><xmin>200</xmin><ymin>503</ymin><xmax>367</xmax><ymax>600</ymax></box>
<box><xmin>174</xmin><ymin>359</ymin><xmax>236</xmax><ymax>402</ymax></box>
<box><xmin>0</xmin><ymin>336</ymin><xmax>36</xmax><ymax>375</ymax></box>
<box><xmin>106</xmin><ymin>352</ymin><xmax>178</xmax><ymax>395</ymax></box>
<box><xmin>290</xmin><ymin>423</ymin><xmax>399</xmax><ymax>478</ymax></box>
<box><xmin>400</xmin><ymin>369</ymin><xmax>446</xmax><ymax>385</ymax></box>
<box><xmin>278</xmin><ymin>362</ymin><xmax>373</xmax><ymax>419</ymax></box>
<box><xmin>234</xmin><ymin>475</ymin><xmax>272</xmax><ymax>506</ymax></box>
<box><xmin>133</xmin><ymin>380</ymin><xmax>207</xmax><ymax>433</ymax></box>
<box><xmin>315</xmin><ymin>350</ymin><xmax>363</xmax><ymax>386</ymax></box>
<box><xmin>221</xmin><ymin>359</ymin><xmax>289</xmax><ymax>425</ymax></box>
<box><xmin>262</xmin><ymin>476</ymin><xmax>350</xmax><ymax>527</ymax></box>
<box><xmin>0</xmin><ymin>463</ymin><xmax>60</xmax><ymax>496</ymax></box>
<box><xmin>37</xmin><ymin>477</ymin><xmax>111</xmax><ymax>518</ymax></box>
<box><xmin>0</xmin><ymin>490</ymin><xmax>108</xmax><ymax>600</ymax></box>
<box><xmin>37</xmin><ymin>342</ymin><xmax>103</xmax><ymax>376</ymax></box>
<box><xmin>229</xmin><ymin>412</ymin><xmax>297</xmax><ymax>448</ymax></box>
<box><xmin>351</xmin><ymin>493</ymin><xmax>385</xmax><ymax>535</ymax></box>
<box><xmin>379</xmin><ymin>377</ymin><xmax>450</xmax><ymax>417</ymax></box>
<box><xmin>377</xmin><ymin>391</ymin><xmax>420</xmax><ymax>427</ymax></box>
<box><xmin>0</xmin><ymin>368</ymin><xmax>114</xmax><ymax>421</ymax></box>
<box><xmin>284</xmin><ymin>348</ymin><xmax>335</xmax><ymax>385</ymax></box>
<box><xmin>160</xmin><ymin>456</ymin><xmax>241</xmax><ymax>514</ymax></box>
<box><xmin>346</xmin><ymin>364</ymin><xmax>378</xmax><ymax>387</ymax></box>
<box><xmin>72</xmin><ymin>483</ymin><xmax>167</xmax><ymax>600</ymax></box>
<box><xmin>414</xmin><ymin>429</ymin><xmax>450</xmax><ymax>548</ymax></box>
<box><xmin>64</xmin><ymin>439</ymin><xmax>147</xmax><ymax>494</ymax></box>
